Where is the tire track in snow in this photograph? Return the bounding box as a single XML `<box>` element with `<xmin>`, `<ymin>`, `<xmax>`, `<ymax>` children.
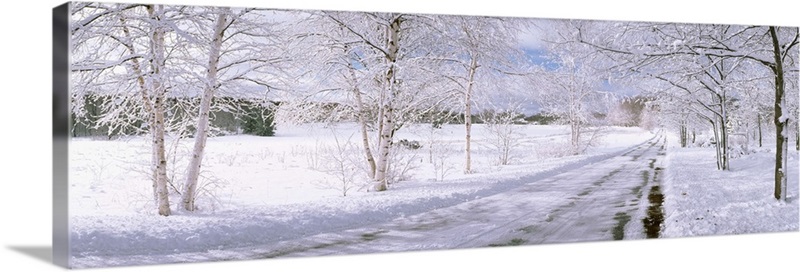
<box><xmin>249</xmin><ymin>133</ymin><xmax>666</xmax><ymax>257</ymax></box>
<box><xmin>461</xmin><ymin>134</ymin><xmax>664</xmax><ymax>247</ymax></box>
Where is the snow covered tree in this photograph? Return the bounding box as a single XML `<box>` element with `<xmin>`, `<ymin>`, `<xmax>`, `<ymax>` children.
<box><xmin>180</xmin><ymin>7</ymin><xmax>296</xmax><ymax>211</ymax></box>
<box><xmin>71</xmin><ymin>3</ymin><xmax>186</xmax><ymax>216</ymax></box>
<box><xmin>606</xmin><ymin>96</ymin><xmax>650</xmax><ymax>127</ymax></box>
<box><xmin>279</xmin><ymin>11</ymin><xmax>453</xmax><ymax>191</ymax></box>
<box><xmin>766</xmin><ymin>26</ymin><xmax>798</xmax><ymax>201</ymax></box>
<box><xmin>71</xmin><ymin>4</ymin><xmax>300</xmax><ymax>214</ymax></box>
<box><xmin>371</xmin><ymin>14</ymin><xmax>402</xmax><ymax>191</ymax></box>
<box><xmin>432</xmin><ymin>15</ymin><xmax>527</xmax><ymax>174</ymax></box>
<box><xmin>646</xmin><ymin>54</ymin><xmax>744</xmax><ymax>170</ymax></box>
<box><xmin>531</xmin><ymin>20</ymin><xmax>620</xmax><ymax>155</ymax></box>
<box><xmin>146</xmin><ymin>5</ymin><xmax>171</xmax><ymax>216</ymax></box>
<box><xmin>532</xmin><ymin>59</ymin><xmax>611</xmax><ymax>155</ymax></box>
<box><xmin>560</xmin><ymin>20</ymin><xmax>798</xmax><ymax>199</ymax></box>
<box><xmin>482</xmin><ymin>105</ymin><xmax>525</xmax><ymax>166</ymax></box>
<box><xmin>181</xmin><ymin>8</ymin><xmax>230</xmax><ymax>211</ymax></box>
<box><xmin>736</xmin><ymin>77</ymin><xmax>775</xmax><ymax>148</ymax></box>
<box><xmin>280</xmin><ymin>11</ymin><xmax>383</xmax><ymax>180</ymax></box>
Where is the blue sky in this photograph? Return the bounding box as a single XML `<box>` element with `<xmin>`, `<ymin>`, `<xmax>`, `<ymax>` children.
<box><xmin>523</xmin><ymin>48</ymin><xmax>559</xmax><ymax>70</ymax></box>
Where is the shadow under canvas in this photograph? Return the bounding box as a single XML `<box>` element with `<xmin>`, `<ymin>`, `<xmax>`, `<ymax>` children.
<box><xmin>7</xmin><ymin>246</ymin><xmax>54</xmax><ymax>265</ymax></box>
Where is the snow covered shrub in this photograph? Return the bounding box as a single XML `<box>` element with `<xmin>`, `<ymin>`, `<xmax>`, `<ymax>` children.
<box><xmin>257</xmin><ymin>147</ymin><xmax>274</xmax><ymax>160</ymax></box>
<box><xmin>181</xmin><ymin>172</ymin><xmax>231</xmax><ymax>212</ymax></box>
<box><xmin>578</xmin><ymin>126</ymin><xmax>609</xmax><ymax>153</ymax></box>
<box><xmin>387</xmin><ymin>145</ymin><xmax>421</xmax><ymax>184</ymax></box>
<box><xmin>87</xmin><ymin>159</ymin><xmax>114</xmax><ymax>186</ymax></box>
<box><xmin>313</xmin><ymin>130</ymin><xmax>370</xmax><ymax>196</ymax></box>
<box><xmin>484</xmin><ymin>112</ymin><xmax>524</xmax><ymax>165</ymax></box>
<box><xmin>316</xmin><ymin>144</ymin><xmax>363</xmax><ymax>196</ymax></box>
<box><xmin>117</xmin><ymin>152</ymin><xmax>176</xmax><ymax>214</ymax></box>
<box><xmin>305</xmin><ymin>141</ymin><xmax>324</xmax><ymax>170</ymax></box>
<box><xmin>164</xmin><ymin>138</ymin><xmax>191</xmax><ymax>194</ymax></box>
<box><xmin>430</xmin><ymin>139</ymin><xmax>456</xmax><ymax>181</ymax></box>
<box><xmin>396</xmin><ymin>139</ymin><xmax>423</xmax><ymax>150</ymax></box>
<box><xmin>728</xmin><ymin>133</ymin><xmax>754</xmax><ymax>159</ymax></box>
<box><xmin>533</xmin><ymin>139</ymin><xmax>573</xmax><ymax>159</ymax></box>
<box><xmin>416</xmin><ymin>124</ymin><xmax>455</xmax><ymax>180</ymax></box>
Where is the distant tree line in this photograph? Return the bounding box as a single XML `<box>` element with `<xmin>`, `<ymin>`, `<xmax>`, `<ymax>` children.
<box><xmin>71</xmin><ymin>94</ymin><xmax>277</xmax><ymax>138</ymax></box>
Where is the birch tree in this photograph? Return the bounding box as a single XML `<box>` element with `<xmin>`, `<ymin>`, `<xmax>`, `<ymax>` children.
<box><xmin>433</xmin><ymin>15</ymin><xmax>526</xmax><ymax>174</ymax></box>
<box><xmin>535</xmin><ymin>62</ymin><xmax>610</xmax><ymax>155</ymax></box>
<box><xmin>147</xmin><ymin>5</ymin><xmax>172</xmax><ymax>216</ymax></box>
<box><xmin>283</xmin><ymin>12</ymin><xmax>383</xmax><ymax>180</ymax></box>
<box><xmin>71</xmin><ymin>3</ymin><xmax>184</xmax><ymax>215</ymax></box>
<box><xmin>181</xmin><ymin>8</ymin><xmax>230</xmax><ymax>211</ymax></box>
<box><xmin>286</xmin><ymin>11</ymin><xmax>447</xmax><ymax>191</ymax></box>
<box><xmin>71</xmin><ymin>4</ymin><xmax>298</xmax><ymax>214</ymax></box>
<box><xmin>180</xmin><ymin>7</ymin><xmax>295</xmax><ymax>211</ymax></box>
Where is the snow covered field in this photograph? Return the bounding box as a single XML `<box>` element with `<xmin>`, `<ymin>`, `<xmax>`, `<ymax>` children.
<box><xmin>661</xmin><ymin>135</ymin><xmax>799</xmax><ymax>237</ymax></box>
<box><xmin>67</xmin><ymin>124</ymin><xmax>655</xmax><ymax>267</ymax></box>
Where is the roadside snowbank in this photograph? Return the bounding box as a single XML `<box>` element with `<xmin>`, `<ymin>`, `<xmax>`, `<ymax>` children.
<box><xmin>661</xmin><ymin>136</ymin><xmax>799</xmax><ymax>238</ymax></box>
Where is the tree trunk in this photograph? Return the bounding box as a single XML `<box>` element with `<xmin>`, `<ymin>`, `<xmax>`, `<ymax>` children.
<box><xmin>757</xmin><ymin>113</ymin><xmax>763</xmax><ymax>148</ymax></box>
<box><xmin>681</xmin><ymin>124</ymin><xmax>684</xmax><ymax>147</ymax></box>
<box><xmin>570</xmin><ymin>119</ymin><xmax>580</xmax><ymax>155</ymax></box>
<box><xmin>464</xmin><ymin>55</ymin><xmax>478</xmax><ymax>174</ymax></box>
<box><xmin>372</xmin><ymin>16</ymin><xmax>402</xmax><ymax>192</ymax></box>
<box><xmin>376</xmin><ymin>85</ymin><xmax>385</xmax><ymax>152</ymax></box>
<box><xmin>684</xmin><ymin>123</ymin><xmax>687</xmax><ymax>147</ymax></box>
<box><xmin>148</xmin><ymin>4</ymin><xmax>171</xmax><ymax>216</ymax></box>
<box><xmin>721</xmin><ymin>125</ymin><xmax>729</xmax><ymax>170</ymax></box>
<box><xmin>679</xmin><ymin>123</ymin><xmax>687</xmax><ymax>147</ymax></box>
<box><xmin>769</xmin><ymin>26</ymin><xmax>788</xmax><ymax>201</ymax></box>
<box><xmin>354</xmin><ymin>80</ymin><xmax>377</xmax><ymax>180</ymax></box>
<box><xmin>568</xmin><ymin>87</ymin><xmax>582</xmax><ymax>155</ymax></box>
<box><xmin>182</xmin><ymin>9</ymin><xmax>229</xmax><ymax>212</ymax></box>
<box><xmin>119</xmin><ymin>17</ymin><xmax>159</xmax><ymax>202</ymax></box>
<box><xmin>711</xmin><ymin>119</ymin><xmax>722</xmax><ymax>170</ymax></box>
<box><xmin>345</xmin><ymin>49</ymin><xmax>377</xmax><ymax>179</ymax></box>
<box><xmin>794</xmin><ymin>118</ymin><xmax>800</xmax><ymax>151</ymax></box>
<box><xmin>719</xmin><ymin>114</ymin><xmax>730</xmax><ymax>170</ymax></box>
<box><xmin>720</xmin><ymin>72</ymin><xmax>730</xmax><ymax>171</ymax></box>
<box><xmin>153</xmin><ymin>96</ymin><xmax>171</xmax><ymax>216</ymax></box>
<box><xmin>373</xmin><ymin>105</ymin><xmax>394</xmax><ymax>191</ymax></box>
<box><xmin>150</xmin><ymin>116</ymin><xmax>159</xmax><ymax>202</ymax></box>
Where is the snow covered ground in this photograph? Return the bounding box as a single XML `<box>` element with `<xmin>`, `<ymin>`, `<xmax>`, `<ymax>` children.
<box><xmin>69</xmin><ymin>134</ymin><xmax>667</xmax><ymax>265</ymax></box>
<box><xmin>67</xmin><ymin>124</ymin><xmax>655</xmax><ymax>268</ymax></box>
<box><xmin>67</xmin><ymin>123</ymin><xmax>799</xmax><ymax>269</ymax></box>
<box><xmin>661</xmin><ymin>135</ymin><xmax>800</xmax><ymax>237</ymax></box>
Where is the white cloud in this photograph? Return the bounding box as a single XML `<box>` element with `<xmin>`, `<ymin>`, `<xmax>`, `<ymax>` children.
<box><xmin>517</xmin><ymin>24</ymin><xmax>546</xmax><ymax>50</ymax></box>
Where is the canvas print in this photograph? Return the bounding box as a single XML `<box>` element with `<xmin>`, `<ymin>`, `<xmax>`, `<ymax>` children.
<box><xmin>54</xmin><ymin>1</ymin><xmax>799</xmax><ymax>269</ymax></box>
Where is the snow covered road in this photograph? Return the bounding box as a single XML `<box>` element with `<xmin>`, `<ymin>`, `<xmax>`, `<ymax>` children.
<box><xmin>223</xmin><ymin>133</ymin><xmax>668</xmax><ymax>259</ymax></box>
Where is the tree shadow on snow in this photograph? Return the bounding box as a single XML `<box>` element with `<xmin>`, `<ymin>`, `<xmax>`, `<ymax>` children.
<box><xmin>7</xmin><ymin>246</ymin><xmax>53</xmax><ymax>265</ymax></box>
